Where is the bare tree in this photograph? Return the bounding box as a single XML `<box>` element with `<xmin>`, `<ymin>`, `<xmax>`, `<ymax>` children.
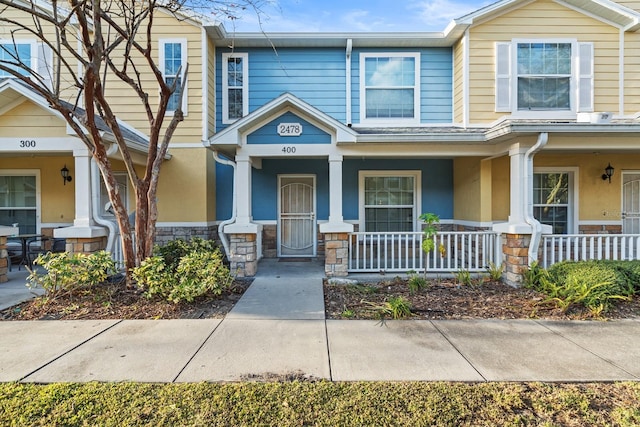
<box><xmin>0</xmin><ymin>0</ymin><xmax>267</xmax><ymax>283</ymax></box>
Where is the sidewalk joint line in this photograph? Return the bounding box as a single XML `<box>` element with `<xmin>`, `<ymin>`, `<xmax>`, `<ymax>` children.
<box><xmin>429</xmin><ymin>320</ymin><xmax>487</xmax><ymax>382</ymax></box>
<box><xmin>534</xmin><ymin>320</ymin><xmax>639</xmax><ymax>380</ymax></box>
<box><xmin>19</xmin><ymin>319</ymin><xmax>124</xmax><ymax>382</ymax></box>
<box><xmin>172</xmin><ymin>318</ymin><xmax>226</xmax><ymax>383</ymax></box>
<box><xmin>323</xmin><ymin>318</ymin><xmax>333</xmax><ymax>382</ymax></box>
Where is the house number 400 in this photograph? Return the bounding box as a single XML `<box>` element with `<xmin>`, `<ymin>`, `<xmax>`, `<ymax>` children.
<box><xmin>282</xmin><ymin>146</ymin><xmax>296</xmax><ymax>154</ymax></box>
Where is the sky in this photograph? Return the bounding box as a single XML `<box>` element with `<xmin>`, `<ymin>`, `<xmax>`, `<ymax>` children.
<box><xmin>217</xmin><ymin>0</ymin><xmax>490</xmax><ymax>33</ymax></box>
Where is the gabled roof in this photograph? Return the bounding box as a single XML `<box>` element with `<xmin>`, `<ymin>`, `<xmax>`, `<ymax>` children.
<box><xmin>205</xmin><ymin>93</ymin><xmax>358</xmax><ymax>150</ymax></box>
<box><xmin>455</xmin><ymin>0</ymin><xmax>640</xmax><ymax>31</ymax></box>
<box><xmin>0</xmin><ymin>78</ymin><xmax>151</xmax><ymax>153</ymax></box>
<box><xmin>207</xmin><ymin>0</ymin><xmax>640</xmax><ymax>48</ymax></box>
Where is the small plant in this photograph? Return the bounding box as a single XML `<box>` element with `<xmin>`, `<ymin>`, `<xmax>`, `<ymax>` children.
<box><xmin>365</xmin><ymin>296</ymin><xmax>413</xmax><ymax>320</ymax></box>
<box><xmin>407</xmin><ymin>272</ymin><xmax>427</xmax><ymax>294</ymax></box>
<box><xmin>455</xmin><ymin>269</ymin><xmax>473</xmax><ymax>287</ymax></box>
<box><xmin>341</xmin><ymin>307</ymin><xmax>356</xmax><ymax>318</ymax></box>
<box><xmin>522</xmin><ymin>261</ymin><xmax>545</xmax><ymax>289</ymax></box>
<box><xmin>485</xmin><ymin>262</ymin><xmax>504</xmax><ymax>281</ymax></box>
<box><xmin>27</xmin><ymin>251</ymin><xmax>117</xmax><ymax>296</ymax></box>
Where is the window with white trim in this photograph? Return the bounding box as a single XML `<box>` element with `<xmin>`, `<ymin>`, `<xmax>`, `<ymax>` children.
<box><xmin>496</xmin><ymin>40</ymin><xmax>593</xmax><ymax>115</ymax></box>
<box><xmin>359</xmin><ymin>171</ymin><xmax>420</xmax><ymax>232</ymax></box>
<box><xmin>0</xmin><ymin>40</ymin><xmax>52</xmax><ymax>88</ymax></box>
<box><xmin>159</xmin><ymin>39</ymin><xmax>187</xmax><ymax>114</ymax></box>
<box><xmin>0</xmin><ymin>173</ymin><xmax>39</xmax><ymax>234</ymax></box>
<box><xmin>533</xmin><ymin>171</ymin><xmax>573</xmax><ymax>234</ymax></box>
<box><xmin>360</xmin><ymin>53</ymin><xmax>420</xmax><ymax>124</ymax></box>
<box><xmin>222</xmin><ymin>52</ymin><xmax>248</xmax><ymax>123</ymax></box>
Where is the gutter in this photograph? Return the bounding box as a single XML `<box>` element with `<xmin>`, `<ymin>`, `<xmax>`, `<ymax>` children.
<box><xmin>346</xmin><ymin>39</ymin><xmax>352</xmax><ymax>126</ymax></box>
<box><xmin>524</xmin><ymin>132</ymin><xmax>548</xmax><ymax>265</ymax></box>
<box><xmin>91</xmin><ymin>143</ymin><xmax>119</xmax><ymax>253</ymax></box>
<box><xmin>211</xmin><ymin>150</ymin><xmax>236</xmax><ymax>258</ymax></box>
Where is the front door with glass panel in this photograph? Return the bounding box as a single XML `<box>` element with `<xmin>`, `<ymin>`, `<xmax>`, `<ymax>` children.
<box><xmin>278</xmin><ymin>175</ymin><xmax>316</xmax><ymax>257</ymax></box>
<box><xmin>622</xmin><ymin>172</ymin><xmax>640</xmax><ymax>234</ymax></box>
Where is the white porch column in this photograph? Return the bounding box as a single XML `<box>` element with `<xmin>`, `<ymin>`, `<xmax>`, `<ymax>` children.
<box><xmin>320</xmin><ymin>155</ymin><xmax>353</xmax><ymax>233</ymax></box>
<box><xmin>54</xmin><ymin>148</ymin><xmax>107</xmax><ymax>240</ymax></box>
<box><xmin>72</xmin><ymin>149</ymin><xmax>92</xmax><ymax>228</ymax></box>
<box><xmin>507</xmin><ymin>144</ymin><xmax>528</xmax><ymax>227</ymax></box>
<box><xmin>235</xmin><ymin>157</ymin><xmax>253</xmax><ymax>225</ymax></box>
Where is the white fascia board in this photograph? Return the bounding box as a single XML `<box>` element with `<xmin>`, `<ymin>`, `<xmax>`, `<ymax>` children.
<box><xmin>207</xmin><ymin>93</ymin><xmax>358</xmax><ymax>147</ymax></box>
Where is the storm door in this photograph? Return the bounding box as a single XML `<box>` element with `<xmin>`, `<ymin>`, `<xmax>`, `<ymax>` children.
<box><xmin>622</xmin><ymin>172</ymin><xmax>640</xmax><ymax>234</ymax></box>
<box><xmin>278</xmin><ymin>175</ymin><xmax>316</xmax><ymax>257</ymax></box>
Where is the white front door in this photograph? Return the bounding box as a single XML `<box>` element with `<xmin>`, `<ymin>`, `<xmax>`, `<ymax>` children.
<box><xmin>622</xmin><ymin>172</ymin><xmax>640</xmax><ymax>233</ymax></box>
<box><xmin>278</xmin><ymin>175</ymin><xmax>316</xmax><ymax>257</ymax></box>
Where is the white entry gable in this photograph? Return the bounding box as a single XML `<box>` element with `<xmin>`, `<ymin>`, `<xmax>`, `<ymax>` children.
<box><xmin>205</xmin><ymin>92</ymin><xmax>358</xmax><ymax>154</ymax></box>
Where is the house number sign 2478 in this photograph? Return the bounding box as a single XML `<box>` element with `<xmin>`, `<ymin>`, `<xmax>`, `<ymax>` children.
<box><xmin>277</xmin><ymin>123</ymin><xmax>302</xmax><ymax>136</ymax></box>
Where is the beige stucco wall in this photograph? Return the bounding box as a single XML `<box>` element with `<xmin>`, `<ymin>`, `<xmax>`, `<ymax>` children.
<box><xmin>535</xmin><ymin>152</ymin><xmax>640</xmax><ymax>222</ymax></box>
<box><xmin>453</xmin><ymin>157</ymin><xmax>493</xmax><ymax>223</ymax></box>
<box><xmin>466</xmin><ymin>0</ymin><xmax>621</xmax><ymax>124</ymax></box>
<box><xmin>491</xmin><ymin>155</ymin><xmax>510</xmax><ymax>222</ymax></box>
<box><xmin>0</xmin><ymin>156</ymin><xmax>75</xmax><ymax>225</ymax></box>
<box><xmin>155</xmin><ymin>147</ymin><xmax>211</xmax><ymax>222</ymax></box>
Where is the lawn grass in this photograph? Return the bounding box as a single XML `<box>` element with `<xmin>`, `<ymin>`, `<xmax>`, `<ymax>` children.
<box><xmin>1</xmin><ymin>382</ymin><xmax>639</xmax><ymax>426</ymax></box>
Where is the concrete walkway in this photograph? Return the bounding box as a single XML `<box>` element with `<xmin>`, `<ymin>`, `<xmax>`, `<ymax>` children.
<box><xmin>1</xmin><ymin>258</ymin><xmax>639</xmax><ymax>383</ymax></box>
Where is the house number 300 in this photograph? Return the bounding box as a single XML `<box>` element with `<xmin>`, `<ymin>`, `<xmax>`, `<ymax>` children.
<box><xmin>19</xmin><ymin>140</ymin><xmax>36</xmax><ymax>148</ymax></box>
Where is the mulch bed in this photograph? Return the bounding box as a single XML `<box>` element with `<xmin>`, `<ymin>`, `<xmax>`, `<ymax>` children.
<box><xmin>0</xmin><ymin>279</ymin><xmax>252</xmax><ymax>321</ymax></box>
<box><xmin>324</xmin><ymin>276</ymin><xmax>640</xmax><ymax>320</ymax></box>
<box><xmin>3</xmin><ymin>275</ymin><xmax>640</xmax><ymax>321</ymax></box>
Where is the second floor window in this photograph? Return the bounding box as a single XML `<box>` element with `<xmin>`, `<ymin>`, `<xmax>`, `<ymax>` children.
<box><xmin>496</xmin><ymin>39</ymin><xmax>593</xmax><ymax>116</ymax></box>
<box><xmin>222</xmin><ymin>52</ymin><xmax>248</xmax><ymax>124</ymax></box>
<box><xmin>360</xmin><ymin>53</ymin><xmax>420</xmax><ymax>124</ymax></box>
<box><xmin>0</xmin><ymin>42</ymin><xmax>32</xmax><ymax>77</ymax></box>
<box><xmin>517</xmin><ymin>43</ymin><xmax>571</xmax><ymax>111</ymax></box>
<box><xmin>160</xmin><ymin>40</ymin><xmax>187</xmax><ymax>114</ymax></box>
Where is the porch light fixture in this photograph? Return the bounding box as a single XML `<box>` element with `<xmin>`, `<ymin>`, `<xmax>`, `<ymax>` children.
<box><xmin>602</xmin><ymin>163</ymin><xmax>614</xmax><ymax>183</ymax></box>
<box><xmin>61</xmin><ymin>165</ymin><xmax>72</xmax><ymax>185</ymax></box>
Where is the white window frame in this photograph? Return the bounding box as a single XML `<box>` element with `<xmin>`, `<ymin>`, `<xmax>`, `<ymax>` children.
<box><xmin>496</xmin><ymin>39</ymin><xmax>593</xmax><ymax>118</ymax></box>
<box><xmin>0</xmin><ymin>39</ymin><xmax>52</xmax><ymax>89</ymax></box>
<box><xmin>533</xmin><ymin>167</ymin><xmax>578</xmax><ymax>234</ymax></box>
<box><xmin>0</xmin><ymin>169</ymin><xmax>42</xmax><ymax>234</ymax></box>
<box><xmin>358</xmin><ymin>170</ymin><xmax>422</xmax><ymax>232</ymax></box>
<box><xmin>159</xmin><ymin>38</ymin><xmax>188</xmax><ymax>115</ymax></box>
<box><xmin>222</xmin><ymin>52</ymin><xmax>249</xmax><ymax>124</ymax></box>
<box><xmin>359</xmin><ymin>52</ymin><xmax>420</xmax><ymax>126</ymax></box>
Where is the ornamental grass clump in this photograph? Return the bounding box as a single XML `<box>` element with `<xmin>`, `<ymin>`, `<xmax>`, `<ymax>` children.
<box><xmin>132</xmin><ymin>238</ymin><xmax>232</xmax><ymax>303</ymax></box>
<box><xmin>524</xmin><ymin>260</ymin><xmax>637</xmax><ymax>317</ymax></box>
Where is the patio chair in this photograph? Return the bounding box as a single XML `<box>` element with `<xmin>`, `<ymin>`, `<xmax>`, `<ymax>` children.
<box><xmin>6</xmin><ymin>239</ymin><xmax>23</xmax><ymax>271</ymax></box>
<box><xmin>26</xmin><ymin>237</ymin><xmax>66</xmax><ymax>268</ymax></box>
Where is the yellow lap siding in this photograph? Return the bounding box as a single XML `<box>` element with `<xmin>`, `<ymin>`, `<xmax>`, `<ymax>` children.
<box><xmin>466</xmin><ymin>0</ymin><xmax>621</xmax><ymax>124</ymax></box>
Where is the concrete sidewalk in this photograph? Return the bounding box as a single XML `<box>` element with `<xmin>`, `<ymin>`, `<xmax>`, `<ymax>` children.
<box><xmin>1</xmin><ymin>259</ymin><xmax>639</xmax><ymax>383</ymax></box>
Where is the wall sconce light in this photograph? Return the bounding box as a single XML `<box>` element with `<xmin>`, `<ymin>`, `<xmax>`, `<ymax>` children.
<box><xmin>61</xmin><ymin>165</ymin><xmax>73</xmax><ymax>185</ymax></box>
<box><xmin>602</xmin><ymin>163</ymin><xmax>614</xmax><ymax>183</ymax></box>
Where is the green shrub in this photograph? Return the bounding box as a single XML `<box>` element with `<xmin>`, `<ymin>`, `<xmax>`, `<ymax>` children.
<box><xmin>527</xmin><ymin>260</ymin><xmax>636</xmax><ymax>316</ymax></box>
<box><xmin>132</xmin><ymin>238</ymin><xmax>231</xmax><ymax>303</ymax></box>
<box><xmin>455</xmin><ymin>269</ymin><xmax>473</xmax><ymax>287</ymax></box>
<box><xmin>27</xmin><ymin>251</ymin><xmax>117</xmax><ymax>296</ymax></box>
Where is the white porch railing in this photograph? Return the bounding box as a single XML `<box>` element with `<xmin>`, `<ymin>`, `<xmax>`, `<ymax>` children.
<box><xmin>540</xmin><ymin>234</ymin><xmax>640</xmax><ymax>268</ymax></box>
<box><xmin>348</xmin><ymin>231</ymin><xmax>500</xmax><ymax>273</ymax></box>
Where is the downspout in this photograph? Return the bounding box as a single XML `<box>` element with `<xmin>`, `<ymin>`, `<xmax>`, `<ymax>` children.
<box><xmin>91</xmin><ymin>143</ymin><xmax>119</xmax><ymax>252</ymax></box>
<box><xmin>345</xmin><ymin>39</ymin><xmax>352</xmax><ymax>126</ymax></box>
<box><xmin>524</xmin><ymin>132</ymin><xmax>548</xmax><ymax>265</ymax></box>
<box><xmin>212</xmin><ymin>150</ymin><xmax>236</xmax><ymax>257</ymax></box>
